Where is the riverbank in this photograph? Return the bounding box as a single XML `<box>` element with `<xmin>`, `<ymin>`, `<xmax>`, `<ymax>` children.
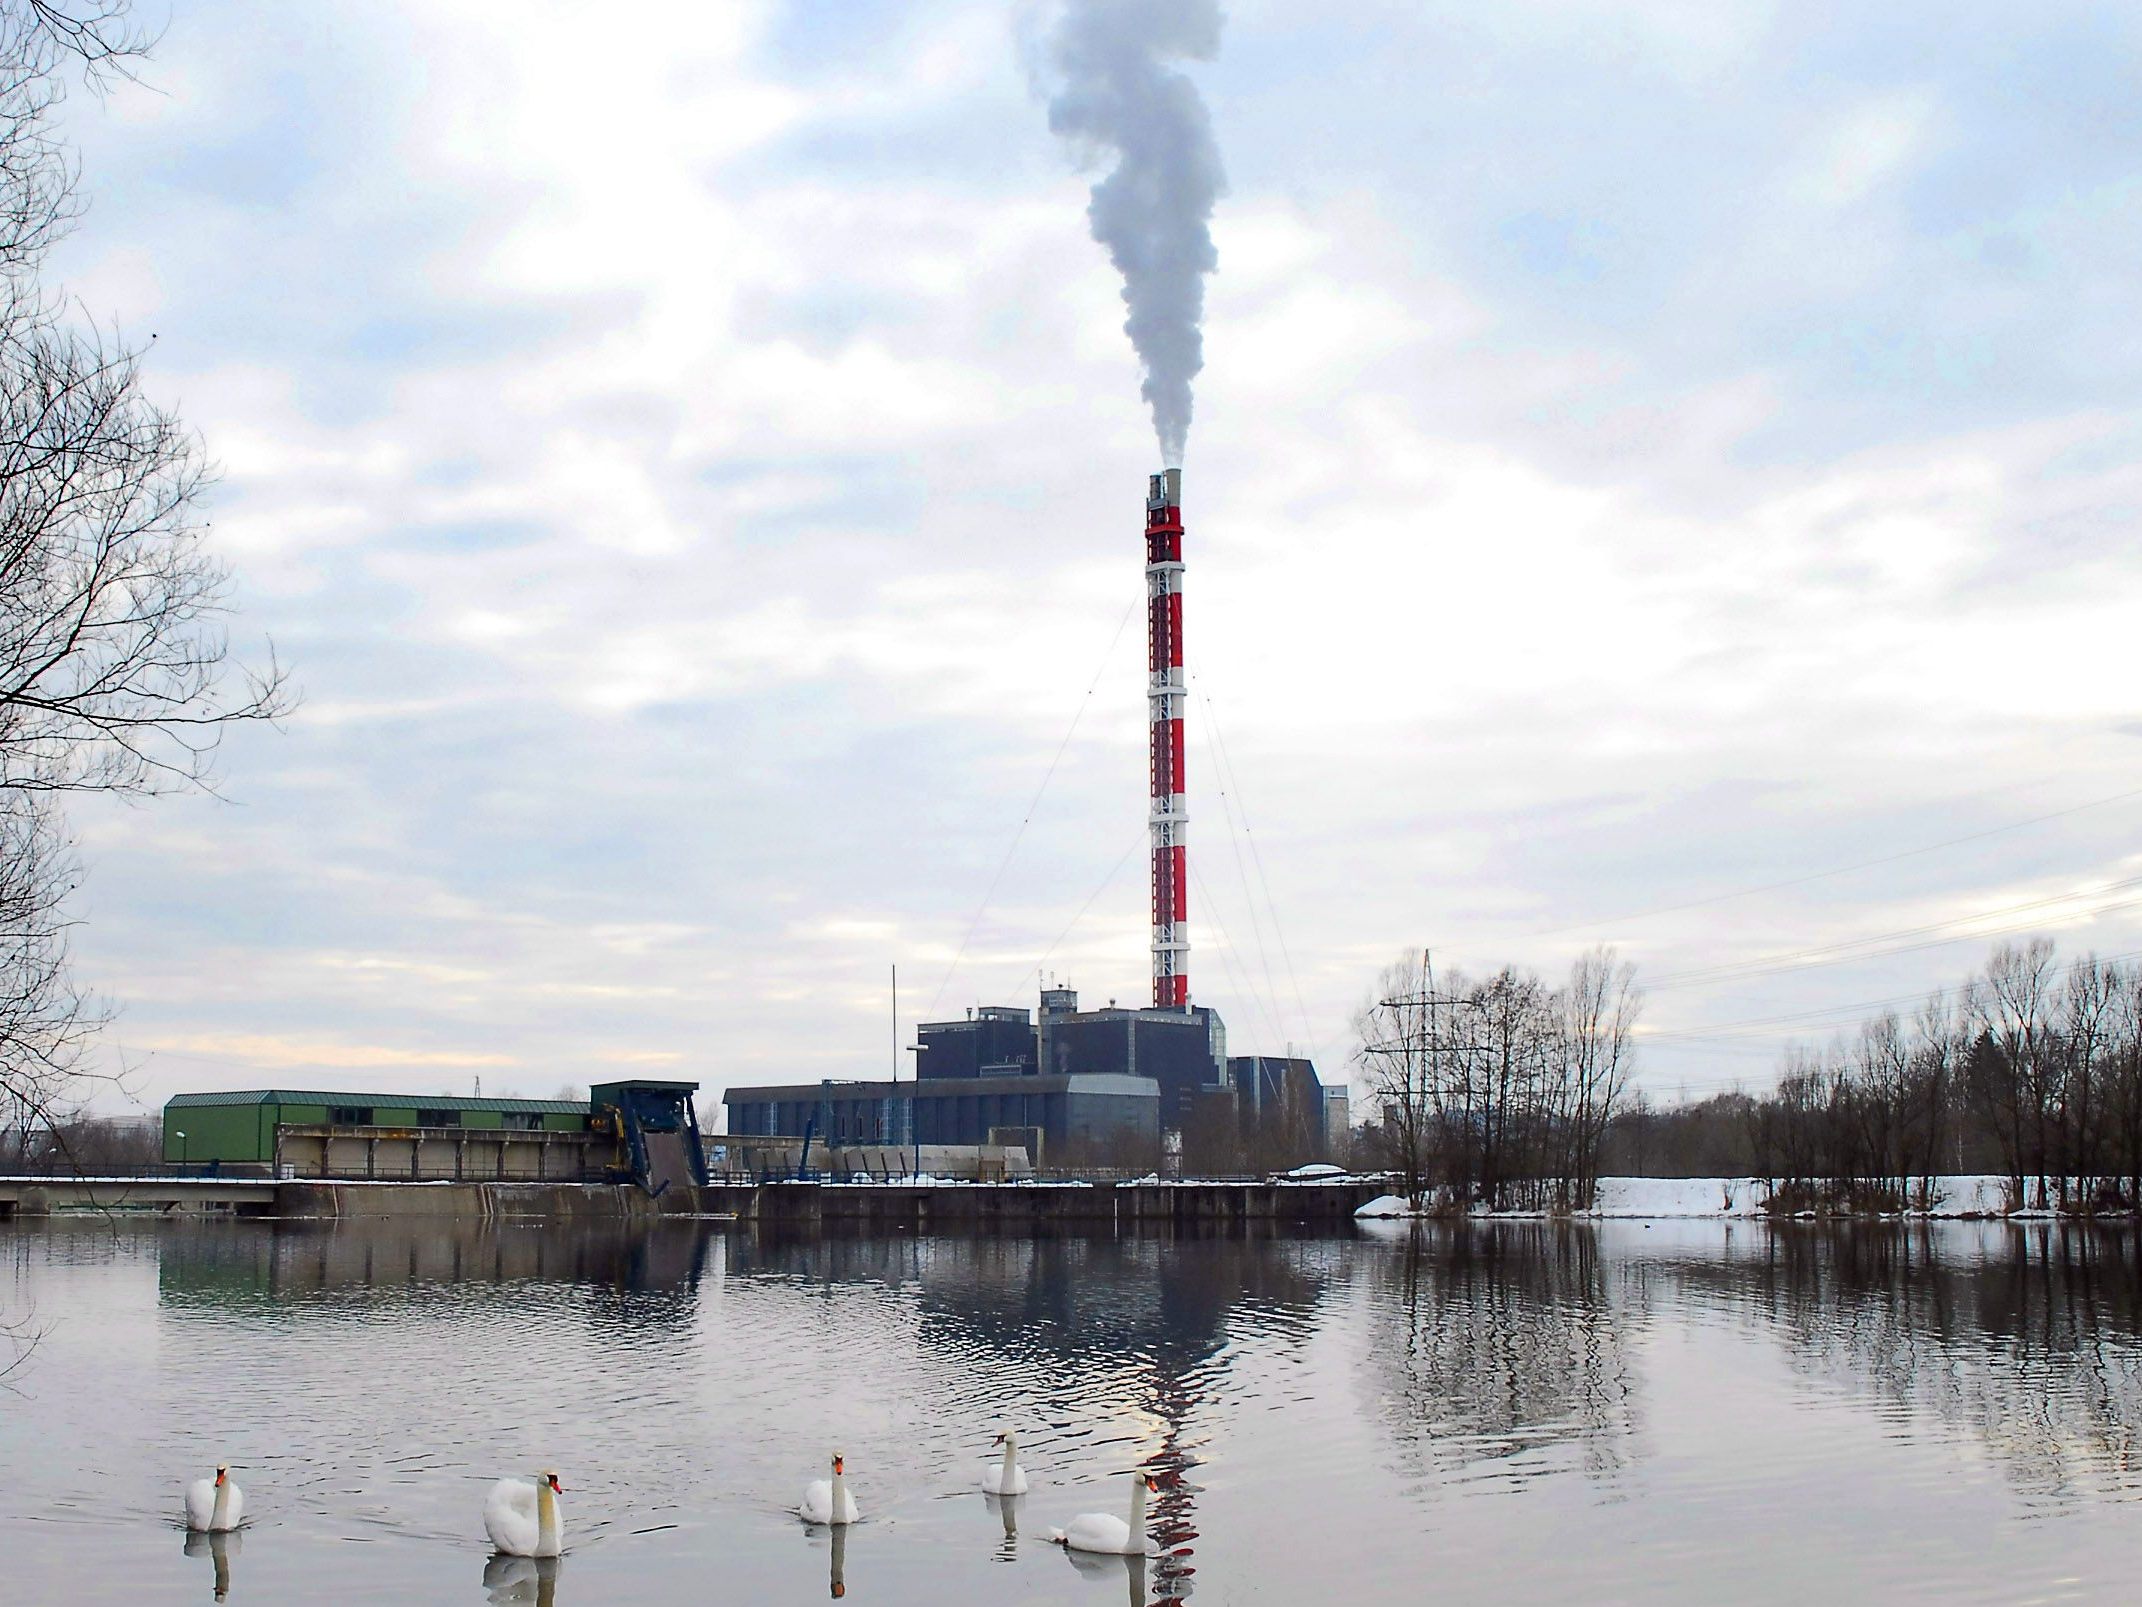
<box><xmin>13</xmin><ymin>1173</ymin><xmax>2107</xmax><ymax>1226</ymax></box>
<box><xmin>1355</xmin><ymin>1175</ymin><xmax>2084</xmax><ymax>1221</ymax></box>
<box><xmin>1</xmin><ymin>1175</ymin><xmax>1387</xmax><ymax>1225</ymax></box>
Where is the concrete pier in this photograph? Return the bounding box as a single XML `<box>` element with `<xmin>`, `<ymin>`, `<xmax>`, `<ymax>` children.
<box><xmin>698</xmin><ymin>1179</ymin><xmax>1382</xmax><ymax>1228</ymax></box>
<box><xmin>1</xmin><ymin>1175</ymin><xmax>1383</xmax><ymax>1226</ymax></box>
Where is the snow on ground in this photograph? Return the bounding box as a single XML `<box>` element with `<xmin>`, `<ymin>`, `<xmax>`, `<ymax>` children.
<box><xmin>1355</xmin><ymin>1176</ymin><xmax>2041</xmax><ymax>1220</ymax></box>
<box><xmin>1590</xmin><ymin>1177</ymin><xmax>1768</xmax><ymax>1217</ymax></box>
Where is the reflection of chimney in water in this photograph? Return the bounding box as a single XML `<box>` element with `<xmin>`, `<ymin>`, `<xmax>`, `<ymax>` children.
<box><xmin>1145</xmin><ymin>467</ymin><xmax>1188</xmax><ymax>1012</ymax></box>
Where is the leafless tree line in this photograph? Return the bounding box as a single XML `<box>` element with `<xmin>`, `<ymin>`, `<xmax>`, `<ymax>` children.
<box><xmin>1353</xmin><ymin>947</ymin><xmax>1640</xmax><ymax>1210</ymax></box>
<box><xmin>0</xmin><ymin>1107</ymin><xmax>152</xmax><ymax>1170</ymax></box>
<box><xmin>0</xmin><ymin>2</ymin><xmax>287</xmax><ymax>1166</ymax></box>
<box><xmin>1607</xmin><ymin>939</ymin><xmax>2142</xmax><ymax>1214</ymax></box>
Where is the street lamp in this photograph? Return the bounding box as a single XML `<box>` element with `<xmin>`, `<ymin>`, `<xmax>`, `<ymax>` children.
<box><xmin>174</xmin><ymin>1129</ymin><xmax>188</xmax><ymax>1169</ymax></box>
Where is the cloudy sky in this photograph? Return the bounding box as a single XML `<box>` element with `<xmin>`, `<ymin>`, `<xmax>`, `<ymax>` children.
<box><xmin>46</xmin><ymin>0</ymin><xmax>2142</xmax><ymax>1118</ymax></box>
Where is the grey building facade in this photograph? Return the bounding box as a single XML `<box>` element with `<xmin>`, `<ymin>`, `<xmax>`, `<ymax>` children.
<box><xmin>723</xmin><ymin>1073</ymin><xmax>1158</xmax><ymax>1159</ymax></box>
<box><xmin>721</xmin><ymin>985</ymin><xmax>1238</xmax><ymax>1164</ymax></box>
<box><xmin>913</xmin><ymin>1006</ymin><xmax>1040</xmax><ymax>1080</ymax></box>
<box><xmin>1037</xmin><ymin>989</ymin><xmax>1227</xmax><ymax>1129</ymax></box>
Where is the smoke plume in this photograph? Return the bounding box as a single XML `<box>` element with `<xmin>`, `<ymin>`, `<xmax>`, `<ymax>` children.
<box><xmin>1046</xmin><ymin>0</ymin><xmax>1226</xmax><ymax>469</ymax></box>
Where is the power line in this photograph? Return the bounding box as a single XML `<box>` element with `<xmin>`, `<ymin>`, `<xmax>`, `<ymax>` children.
<box><xmin>1641</xmin><ymin>944</ymin><xmax>2142</xmax><ymax>1045</ymax></box>
<box><xmin>1643</xmin><ymin>873</ymin><xmax>2142</xmax><ymax>991</ymax></box>
<box><xmin>1192</xmin><ymin>690</ymin><xmax>1289</xmax><ymax>1049</ymax></box>
<box><xmin>1188</xmin><ymin>858</ymin><xmax>1290</xmax><ymax>1053</ymax></box>
<box><xmin>925</xmin><ymin>599</ymin><xmax>1139</xmax><ymax>1020</ymax></box>
<box><xmin>1030</xmin><ymin>834</ymin><xmax>1144</xmax><ymax>991</ymax></box>
<box><xmin>1528</xmin><ymin>781</ymin><xmax>2142</xmax><ymax>939</ymax></box>
<box><xmin>1194</xmin><ymin>678</ymin><xmax>1315</xmax><ymax>1048</ymax></box>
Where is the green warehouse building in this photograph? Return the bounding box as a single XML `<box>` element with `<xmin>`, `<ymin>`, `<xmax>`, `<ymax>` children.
<box><xmin>160</xmin><ymin>1083</ymin><xmax>707</xmax><ymax>1190</ymax></box>
<box><xmin>163</xmin><ymin>1090</ymin><xmax>587</xmax><ymax>1165</ymax></box>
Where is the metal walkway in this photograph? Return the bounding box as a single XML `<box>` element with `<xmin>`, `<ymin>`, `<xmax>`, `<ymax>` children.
<box><xmin>0</xmin><ymin>1175</ymin><xmax>278</xmax><ymax>1215</ymax></box>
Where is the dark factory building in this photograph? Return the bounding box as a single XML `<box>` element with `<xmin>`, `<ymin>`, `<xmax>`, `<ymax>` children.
<box><xmin>723</xmin><ymin>1073</ymin><xmax>1159</xmax><ymax>1159</ymax></box>
<box><xmin>1227</xmin><ymin>1054</ymin><xmax>1333</xmax><ymax>1158</ymax></box>
<box><xmin>1035</xmin><ymin>987</ymin><xmax>1228</xmax><ymax>1129</ymax></box>
<box><xmin>912</xmin><ymin>1005</ymin><xmax>1039</xmax><ymax>1079</ymax></box>
<box><xmin>724</xmin><ymin>984</ymin><xmax>1232</xmax><ymax>1162</ymax></box>
<box><xmin>1227</xmin><ymin>1055</ymin><xmax>1324</xmax><ymax>1117</ymax></box>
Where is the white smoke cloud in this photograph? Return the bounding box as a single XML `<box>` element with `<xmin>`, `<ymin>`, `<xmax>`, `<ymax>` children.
<box><xmin>1046</xmin><ymin>0</ymin><xmax>1227</xmax><ymax>469</ymax></box>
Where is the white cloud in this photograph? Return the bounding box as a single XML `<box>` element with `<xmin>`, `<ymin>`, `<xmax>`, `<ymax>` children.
<box><xmin>32</xmin><ymin>0</ymin><xmax>2142</xmax><ymax>1114</ymax></box>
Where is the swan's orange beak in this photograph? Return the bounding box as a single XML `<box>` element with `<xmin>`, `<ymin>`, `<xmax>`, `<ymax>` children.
<box><xmin>548</xmin><ymin>1475</ymin><xmax>564</xmax><ymax>1493</ymax></box>
<box><xmin>833</xmin><ymin>1456</ymin><xmax>845</xmax><ymax>1475</ymax></box>
<box><xmin>1145</xmin><ymin>1476</ymin><xmax>1159</xmax><ymax>1492</ymax></box>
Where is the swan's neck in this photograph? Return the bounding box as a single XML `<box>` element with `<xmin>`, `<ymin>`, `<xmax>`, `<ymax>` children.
<box><xmin>1129</xmin><ymin>1474</ymin><xmax>1146</xmax><ymax>1529</ymax></box>
<box><xmin>999</xmin><ymin>1438</ymin><xmax>1017</xmax><ymax>1481</ymax></box>
<box><xmin>831</xmin><ymin>1465</ymin><xmax>847</xmax><ymax>1509</ymax></box>
<box><xmin>535</xmin><ymin>1480</ymin><xmax>559</xmax><ymax>1548</ymax></box>
<box><xmin>210</xmin><ymin>1478</ymin><xmax>233</xmax><ymax>1530</ymax></box>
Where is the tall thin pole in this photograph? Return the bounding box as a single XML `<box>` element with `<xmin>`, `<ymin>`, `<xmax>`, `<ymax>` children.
<box><xmin>891</xmin><ymin>961</ymin><xmax>902</xmax><ymax>1176</ymax></box>
<box><xmin>1147</xmin><ymin>466</ymin><xmax>1188</xmax><ymax>1010</ymax></box>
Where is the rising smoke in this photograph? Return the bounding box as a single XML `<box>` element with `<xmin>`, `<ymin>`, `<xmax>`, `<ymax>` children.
<box><xmin>1046</xmin><ymin>0</ymin><xmax>1226</xmax><ymax>469</ymax></box>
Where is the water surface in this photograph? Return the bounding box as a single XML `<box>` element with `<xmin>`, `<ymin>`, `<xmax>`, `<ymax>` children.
<box><xmin>3</xmin><ymin>1217</ymin><xmax>2140</xmax><ymax>1603</ymax></box>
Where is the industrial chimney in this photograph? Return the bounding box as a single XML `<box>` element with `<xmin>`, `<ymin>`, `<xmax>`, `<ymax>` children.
<box><xmin>1146</xmin><ymin>467</ymin><xmax>1188</xmax><ymax>1010</ymax></box>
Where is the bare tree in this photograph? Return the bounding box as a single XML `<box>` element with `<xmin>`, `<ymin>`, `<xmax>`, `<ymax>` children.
<box><xmin>1356</xmin><ymin>948</ymin><xmax>1644</xmax><ymax>1211</ymax></box>
<box><xmin>1557</xmin><ymin>947</ymin><xmax>1638</xmax><ymax>1208</ymax></box>
<box><xmin>1971</xmin><ymin>939</ymin><xmax>2058</xmax><ymax>1209</ymax></box>
<box><xmin>0</xmin><ymin>1</ymin><xmax>289</xmax><ymax>1160</ymax></box>
<box><xmin>0</xmin><ymin>795</ymin><xmax>93</xmax><ymax>1142</ymax></box>
<box><xmin>1624</xmin><ymin>941</ymin><xmax>2142</xmax><ymax>1216</ymax></box>
<box><xmin>1355</xmin><ymin>949</ymin><xmax>1437</xmax><ymax>1206</ymax></box>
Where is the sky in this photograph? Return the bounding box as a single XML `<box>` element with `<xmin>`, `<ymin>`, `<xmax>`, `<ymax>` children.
<box><xmin>40</xmin><ymin>0</ymin><xmax>2142</xmax><ymax>1120</ymax></box>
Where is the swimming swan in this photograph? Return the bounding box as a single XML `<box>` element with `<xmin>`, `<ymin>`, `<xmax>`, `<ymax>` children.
<box><xmin>801</xmin><ymin>1453</ymin><xmax>860</xmax><ymax>1525</ymax></box>
<box><xmin>183</xmin><ymin>1464</ymin><xmax>244</xmax><ymax>1533</ymax></box>
<box><xmin>485</xmin><ymin>1471</ymin><xmax>566</xmax><ymax>1558</ymax></box>
<box><xmin>1049</xmin><ymin>1471</ymin><xmax>1158</xmax><ymax>1555</ymax></box>
<box><xmin>982</xmin><ymin>1431</ymin><xmax>1029</xmax><ymax>1496</ymax></box>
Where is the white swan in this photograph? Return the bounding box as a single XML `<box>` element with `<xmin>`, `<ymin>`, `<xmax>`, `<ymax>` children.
<box><xmin>981</xmin><ymin>1430</ymin><xmax>1029</xmax><ymax>1496</ymax></box>
<box><xmin>800</xmin><ymin>1453</ymin><xmax>860</xmax><ymax>1525</ymax></box>
<box><xmin>485</xmin><ymin>1471</ymin><xmax>566</xmax><ymax>1558</ymax></box>
<box><xmin>183</xmin><ymin>1464</ymin><xmax>244</xmax><ymax>1533</ymax></box>
<box><xmin>1049</xmin><ymin>1470</ymin><xmax>1158</xmax><ymax>1555</ymax></box>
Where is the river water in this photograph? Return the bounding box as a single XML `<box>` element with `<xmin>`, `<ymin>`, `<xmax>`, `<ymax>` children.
<box><xmin>2</xmin><ymin>1217</ymin><xmax>2140</xmax><ymax>1605</ymax></box>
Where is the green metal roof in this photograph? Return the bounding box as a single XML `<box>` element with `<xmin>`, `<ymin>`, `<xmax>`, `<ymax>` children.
<box><xmin>163</xmin><ymin>1089</ymin><xmax>588</xmax><ymax>1115</ymax></box>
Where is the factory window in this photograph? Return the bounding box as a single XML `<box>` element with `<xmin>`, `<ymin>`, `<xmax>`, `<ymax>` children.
<box><xmin>328</xmin><ymin>1106</ymin><xmax>374</xmax><ymax>1127</ymax></box>
<box><xmin>430</xmin><ymin>1109</ymin><xmax>463</xmax><ymax>1127</ymax></box>
<box><xmin>503</xmin><ymin>1113</ymin><xmax>543</xmax><ymax>1131</ymax></box>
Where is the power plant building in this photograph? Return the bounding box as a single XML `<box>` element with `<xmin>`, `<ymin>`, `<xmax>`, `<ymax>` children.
<box><xmin>723</xmin><ymin>1070</ymin><xmax>1159</xmax><ymax>1158</ymax></box>
<box><xmin>725</xmin><ymin>986</ymin><xmax>1214</xmax><ymax>1161</ymax></box>
<box><xmin>722</xmin><ymin>985</ymin><xmax>1334</xmax><ymax>1165</ymax></box>
<box><xmin>722</xmin><ymin>470</ymin><xmax>1329</xmax><ymax>1170</ymax></box>
<box><xmin>911</xmin><ymin>1006</ymin><xmax>1040</xmax><ymax>1080</ymax></box>
<box><xmin>1036</xmin><ymin>990</ymin><xmax>1226</xmax><ymax>1130</ymax></box>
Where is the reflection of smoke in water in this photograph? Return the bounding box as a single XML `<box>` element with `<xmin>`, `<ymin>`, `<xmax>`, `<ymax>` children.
<box><xmin>1047</xmin><ymin>0</ymin><xmax>1227</xmax><ymax>468</ymax></box>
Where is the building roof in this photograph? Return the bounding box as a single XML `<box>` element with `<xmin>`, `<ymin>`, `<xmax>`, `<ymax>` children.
<box><xmin>163</xmin><ymin>1089</ymin><xmax>587</xmax><ymax>1116</ymax></box>
<box><xmin>725</xmin><ymin>1073</ymin><xmax>1160</xmax><ymax>1102</ymax></box>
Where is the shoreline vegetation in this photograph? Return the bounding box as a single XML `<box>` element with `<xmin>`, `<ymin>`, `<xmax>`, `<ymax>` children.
<box><xmin>1355</xmin><ymin>939</ymin><xmax>2142</xmax><ymax>1223</ymax></box>
<box><xmin>1354</xmin><ymin>1174</ymin><xmax>2142</xmax><ymax>1222</ymax></box>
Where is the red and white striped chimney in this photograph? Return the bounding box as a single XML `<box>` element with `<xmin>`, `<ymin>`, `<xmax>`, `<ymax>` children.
<box><xmin>1146</xmin><ymin>467</ymin><xmax>1188</xmax><ymax>1011</ymax></box>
